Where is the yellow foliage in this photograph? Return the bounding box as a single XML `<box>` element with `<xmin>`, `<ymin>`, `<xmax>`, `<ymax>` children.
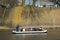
<box><xmin>12</xmin><ymin>6</ymin><xmax>23</xmax><ymax>26</ymax></box>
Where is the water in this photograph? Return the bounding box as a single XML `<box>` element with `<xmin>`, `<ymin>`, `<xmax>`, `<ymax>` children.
<box><xmin>0</xmin><ymin>28</ymin><xmax>60</xmax><ymax>40</ymax></box>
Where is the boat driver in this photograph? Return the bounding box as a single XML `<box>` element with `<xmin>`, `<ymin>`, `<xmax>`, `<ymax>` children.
<box><xmin>16</xmin><ymin>24</ymin><xmax>19</xmax><ymax>31</ymax></box>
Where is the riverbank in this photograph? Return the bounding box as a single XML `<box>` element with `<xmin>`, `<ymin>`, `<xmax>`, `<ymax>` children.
<box><xmin>0</xmin><ymin>25</ymin><xmax>60</xmax><ymax>29</ymax></box>
<box><xmin>0</xmin><ymin>26</ymin><xmax>11</xmax><ymax>30</ymax></box>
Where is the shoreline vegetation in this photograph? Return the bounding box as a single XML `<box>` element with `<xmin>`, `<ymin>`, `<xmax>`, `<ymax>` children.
<box><xmin>0</xmin><ymin>26</ymin><xmax>11</xmax><ymax>30</ymax></box>
<box><xmin>0</xmin><ymin>25</ymin><xmax>60</xmax><ymax>29</ymax></box>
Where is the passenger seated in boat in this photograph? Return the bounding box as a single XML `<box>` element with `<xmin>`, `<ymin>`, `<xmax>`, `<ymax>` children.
<box><xmin>32</xmin><ymin>28</ymin><xmax>37</xmax><ymax>31</ymax></box>
<box><xmin>23</xmin><ymin>28</ymin><xmax>25</xmax><ymax>32</ymax></box>
<box><xmin>21</xmin><ymin>28</ymin><xmax>23</xmax><ymax>32</ymax></box>
<box><xmin>39</xmin><ymin>27</ymin><xmax>43</xmax><ymax>31</ymax></box>
<box><xmin>16</xmin><ymin>24</ymin><xmax>19</xmax><ymax>31</ymax></box>
<box><xmin>21</xmin><ymin>28</ymin><xmax>25</xmax><ymax>32</ymax></box>
<box><xmin>35</xmin><ymin>27</ymin><xmax>43</xmax><ymax>31</ymax></box>
<box><xmin>28</xmin><ymin>28</ymin><xmax>32</xmax><ymax>31</ymax></box>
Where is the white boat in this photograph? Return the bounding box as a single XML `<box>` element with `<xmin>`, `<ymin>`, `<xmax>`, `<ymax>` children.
<box><xmin>12</xmin><ymin>30</ymin><xmax>47</xmax><ymax>34</ymax></box>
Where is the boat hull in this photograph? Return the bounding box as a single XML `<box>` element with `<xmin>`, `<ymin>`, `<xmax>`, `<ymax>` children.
<box><xmin>12</xmin><ymin>30</ymin><xmax>47</xmax><ymax>34</ymax></box>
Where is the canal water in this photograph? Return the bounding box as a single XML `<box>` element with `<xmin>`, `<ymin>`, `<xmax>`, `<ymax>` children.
<box><xmin>0</xmin><ymin>28</ymin><xmax>60</xmax><ymax>40</ymax></box>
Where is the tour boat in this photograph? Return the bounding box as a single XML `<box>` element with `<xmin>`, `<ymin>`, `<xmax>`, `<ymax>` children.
<box><xmin>12</xmin><ymin>29</ymin><xmax>47</xmax><ymax>34</ymax></box>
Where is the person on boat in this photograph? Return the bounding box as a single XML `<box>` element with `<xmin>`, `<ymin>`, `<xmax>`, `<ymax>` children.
<box><xmin>32</xmin><ymin>28</ymin><xmax>36</xmax><ymax>31</ymax></box>
<box><xmin>28</xmin><ymin>28</ymin><xmax>32</xmax><ymax>32</ymax></box>
<box><xmin>23</xmin><ymin>28</ymin><xmax>25</xmax><ymax>32</ymax></box>
<box><xmin>39</xmin><ymin>27</ymin><xmax>43</xmax><ymax>31</ymax></box>
<box><xmin>16</xmin><ymin>24</ymin><xmax>19</xmax><ymax>31</ymax></box>
<box><xmin>21</xmin><ymin>28</ymin><xmax>23</xmax><ymax>32</ymax></box>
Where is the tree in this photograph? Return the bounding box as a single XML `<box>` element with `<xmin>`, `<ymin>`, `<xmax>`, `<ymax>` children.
<box><xmin>48</xmin><ymin>0</ymin><xmax>60</xmax><ymax>7</ymax></box>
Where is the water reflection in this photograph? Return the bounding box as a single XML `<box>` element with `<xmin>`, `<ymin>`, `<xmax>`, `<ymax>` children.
<box><xmin>12</xmin><ymin>33</ymin><xmax>47</xmax><ymax>40</ymax></box>
<box><xmin>0</xmin><ymin>28</ymin><xmax>60</xmax><ymax>40</ymax></box>
<box><xmin>13</xmin><ymin>33</ymin><xmax>47</xmax><ymax>36</ymax></box>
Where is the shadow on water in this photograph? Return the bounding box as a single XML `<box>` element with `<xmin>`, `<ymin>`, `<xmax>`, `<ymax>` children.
<box><xmin>0</xmin><ymin>28</ymin><xmax>60</xmax><ymax>40</ymax></box>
